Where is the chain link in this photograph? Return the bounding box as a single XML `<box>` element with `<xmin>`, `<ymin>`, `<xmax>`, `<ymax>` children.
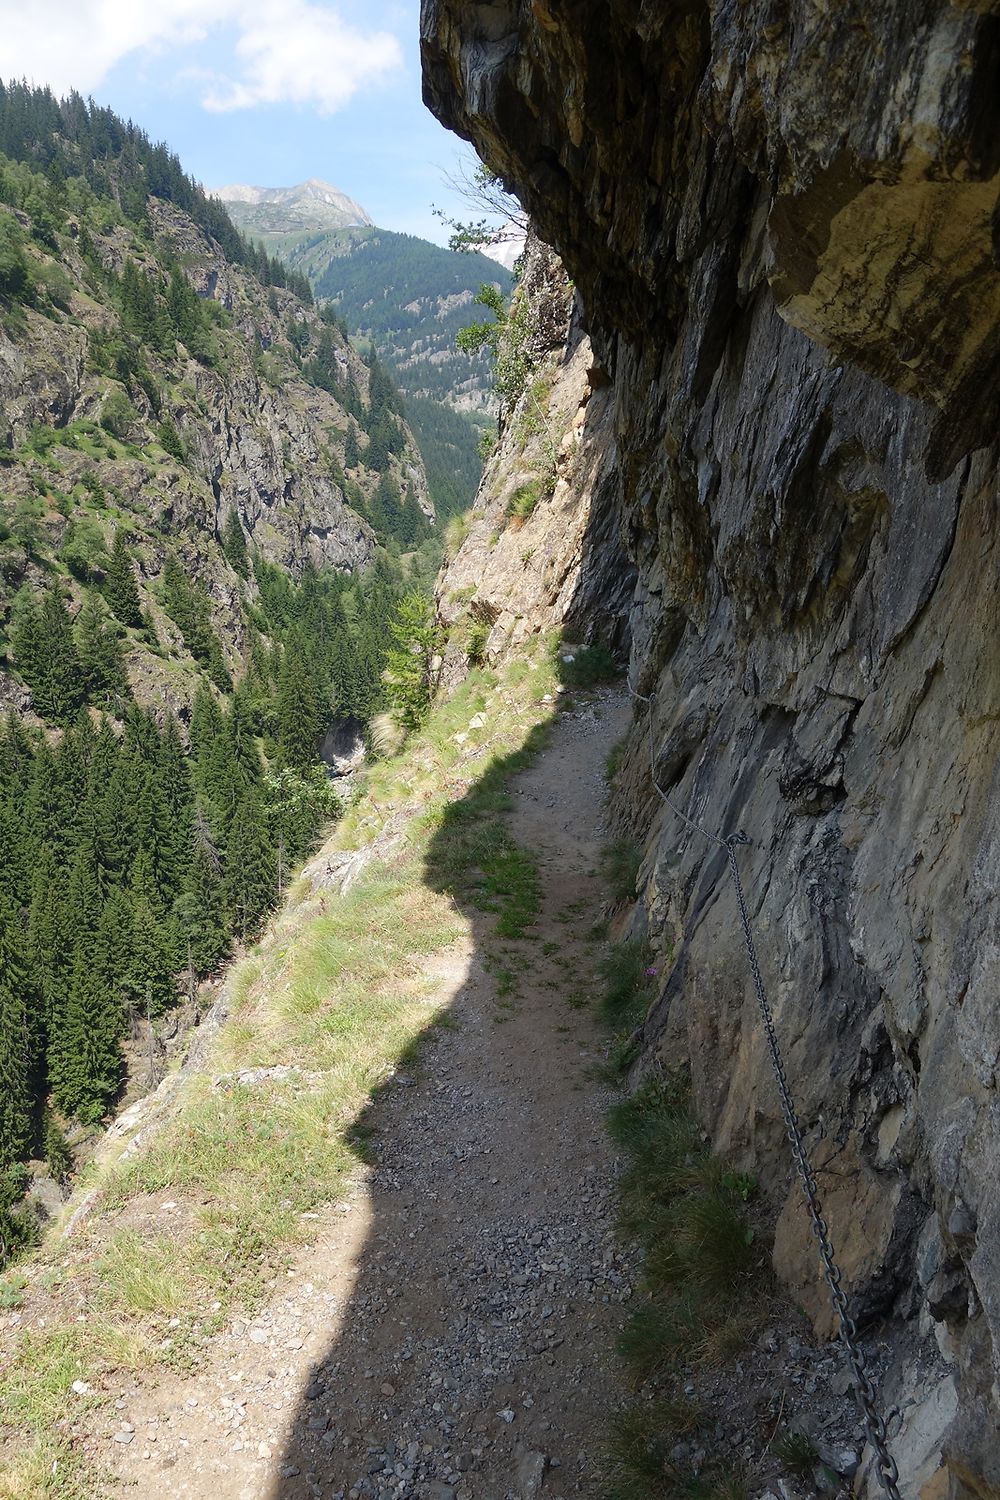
<box><xmin>628</xmin><ymin>683</ymin><xmax>904</xmax><ymax>1500</ymax></box>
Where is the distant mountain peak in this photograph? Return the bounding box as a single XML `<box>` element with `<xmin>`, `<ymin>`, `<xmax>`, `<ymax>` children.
<box><xmin>213</xmin><ymin>179</ymin><xmax>373</xmax><ymax>232</ymax></box>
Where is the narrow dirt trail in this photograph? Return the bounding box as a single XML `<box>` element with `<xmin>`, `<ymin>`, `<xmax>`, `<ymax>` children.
<box><xmin>107</xmin><ymin>689</ymin><xmax>633</xmax><ymax>1500</ymax></box>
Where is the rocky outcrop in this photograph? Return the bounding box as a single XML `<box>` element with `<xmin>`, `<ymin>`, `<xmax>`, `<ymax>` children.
<box><xmin>0</xmin><ymin>192</ymin><xmax>426</xmax><ymax>715</ymax></box>
<box><xmin>422</xmin><ymin>3</ymin><xmax>1000</xmax><ymax>1494</ymax></box>
<box><xmin>437</xmin><ymin>231</ymin><xmax>632</xmax><ymax>681</ymax></box>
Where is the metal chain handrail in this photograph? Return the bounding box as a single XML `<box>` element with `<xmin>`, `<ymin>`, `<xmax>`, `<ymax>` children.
<box><xmin>626</xmin><ymin>682</ymin><xmax>903</xmax><ymax>1500</ymax></box>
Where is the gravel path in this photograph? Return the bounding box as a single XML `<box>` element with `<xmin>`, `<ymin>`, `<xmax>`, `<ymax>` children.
<box><xmin>107</xmin><ymin>690</ymin><xmax>634</xmax><ymax>1500</ymax></box>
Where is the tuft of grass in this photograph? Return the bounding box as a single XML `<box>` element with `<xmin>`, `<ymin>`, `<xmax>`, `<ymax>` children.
<box><xmin>775</xmin><ymin>1430</ymin><xmax>819</xmax><ymax>1479</ymax></box>
<box><xmin>605</xmin><ymin>737</ymin><xmax>627</xmax><ymax>783</ymax></box>
<box><xmin>507</xmin><ymin>479</ymin><xmax>542</xmax><ymax>526</ymax></box>
<box><xmin>604</xmin><ymin>1398</ymin><xmax>700</xmax><ymax>1499</ymax></box>
<box><xmin>0</xmin><ymin>1436</ymin><xmax>97</xmax><ymax>1499</ymax></box>
<box><xmin>557</xmin><ymin>642</ymin><xmax>620</xmax><ymax>687</ymax></box>
<box><xmin>602</xmin><ymin>838</ymin><xmax>643</xmax><ymax>904</ymax></box>
<box><xmin>443</xmin><ymin>510</ymin><xmax>472</xmax><ymax>558</ymax></box>
<box><xmin>601</xmin><ymin>1073</ymin><xmax>765</xmax><ymax>1496</ymax></box>
<box><xmin>599</xmin><ymin>940</ymin><xmax>658</xmax><ymax>1072</ymax></box>
<box><xmin>96</xmin><ymin>1230</ymin><xmax>194</xmax><ymax>1316</ymax></box>
<box><xmin>603</xmin><ymin>1397</ymin><xmax>748</xmax><ymax>1500</ymax></box>
<box><xmin>0</xmin><ymin>1272</ymin><xmax>27</xmax><ymax>1309</ymax></box>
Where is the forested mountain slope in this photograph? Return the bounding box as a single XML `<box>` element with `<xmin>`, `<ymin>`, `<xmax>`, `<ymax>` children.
<box><xmin>219</xmin><ymin>193</ymin><xmax>513</xmax><ymax>414</ymax></box>
<box><xmin>0</xmin><ymin>81</ymin><xmax>436</xmax><ymax>1242</ymax></box>
<box><xmin>221</xmin><ymin>187</ymin><xmax>515</xmax><ymax>517</ymax></box>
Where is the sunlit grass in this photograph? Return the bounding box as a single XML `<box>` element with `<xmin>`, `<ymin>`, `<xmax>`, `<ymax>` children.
<box><xmin>0</xmin><ymin>1436</ymin><xmax>96</xmax><ymax>1500</ymax></box>
<box><xmin>96</xmin><ymin>1230</ymin><xmax>194</xmax><ymax>1316</ymax></box>
<box><xmin>0</xmin><ymin>638</ymin><xmax>567</xmax><ymax>1491</ymax></box>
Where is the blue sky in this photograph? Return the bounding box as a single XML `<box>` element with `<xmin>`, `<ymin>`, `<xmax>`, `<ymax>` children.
<box><xmin>0</xmin><ymin>0</ymin><xmax>485</xmax><ymax>243</ymax></box>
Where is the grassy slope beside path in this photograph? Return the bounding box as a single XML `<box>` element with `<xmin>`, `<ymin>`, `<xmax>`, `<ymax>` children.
<box><xmin>0</xmin><ymin>643</ymin><xmax>562</xmax><ymax>1499</ymax></box>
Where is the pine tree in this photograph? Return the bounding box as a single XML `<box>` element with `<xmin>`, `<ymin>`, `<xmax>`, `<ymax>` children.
<box><xmin>27</xmin><ymin>742</ymin><xmax>71</xmax><ymax>859</ymax></box>
<box><xmin>157</xmin><ymin>715</ymin><xmax>193</xmax><ymax>894</ymax></box>
<box><xmin>162</xmin><ymin>557</ymin><xmax>225</xmax><ymax>684</ymax></box>
<box><xmin>383</xmin><ymin>592</ymin><xmax>439</xmax><ymax>732</ymax></box>
<box><xmin>27</xmin><ymin>847</ymin><xmax>73</xmax><ymax>1038</ymax></box>
<box><xmin>66</xmin><ymin>836</ymin><xmax>102</xmax><ymax>941</ymax></box>
<box><xmin>0</xmin><ymin>712</ymin><xmax>36</xmax><ymax>803</ymax></box>
<box><xmin>190</xmin><ymin>680</ymin><xmax>224</xmax><ymax>782</ymax></box>
<box><xmin>0</xmin><ymin>906</ymin><xmax>34</xmax><ymax>1173</ymax></box>
<box><xmin>77</xmin><ymin>590</ymin><xmax>130</xmax><ymax>709</ymax></box>
<box><xmin>306</xmin><ymin>327</ymin><xmax>340</xmax><ymax>395</ymax></box>
<box><xmin>0</xmin><ymin>799</ymin><xmax>28</xmax><ymax>911</ymax></box>
<box><xmin>127</xmin><ymin>878</ymin><xmax>177</xmax><ymax>1018</ymax></box>
<box><xmin>42</xmin><ymin>1112</ymin><xmax>73</xmax><ymax>1186</ymax></box>
<box><xmin>174</xmin><ymin>809</ymin><xmax>228</xmax><ymax>976</ymax></box>
<box><xmin>119</xmin><ymin>258</ymin><xmax>158</xmax><ymax>342</ymax></box>
<box><xmin>19</xmin><ymin>591</ymin><xmax>84</xmax><ymax>725</ymax></box>
<box><xmin>221</xmin><ymin>509</ymin><xmax>249</xmax><ymax>577</ymax></box>
<box><xmin>165</xmin><ymin>266</ymin><xmax>209</xmax><ymax>359</ymax></box>
<box><xmin>223</xmin><ymin>795</ymin><xmax>275</xmax><ymax>942</ymax></box>
<box><xmin>343</xmin><ymin>421</ymin><xmax>359</xmax><ymax>470</ymax></box>
<box><xmin>10</xmin><ymin>586</ymin><xmax>42</xmax><ymax>688</ymax></box>
<box><xmin>93</xmin><ymin>886</ymin><xmax>134</xmax><ymax>1024</ymax></box>
<box><xmin>49</xmin><ymin>946</ymin><xmax>122</xmax><ymax>1124</ymax></box>
<box><xmin>88</xmin><ymin>718</ymin><xmax>124</xmax><ymax>889</ymax></box>
<box><xmin>276</xmin><ymin>647</ymin><xmax>322</xmax><ymax>770</ymax></box>
<box><xmin>105</xmin><ymin>530</ymin><xmax>142</xmax><ymax>628</ymax></box>
<box><xmin>369</xmin><ymin>471</ymin><xmax>403</xmax><ymax>540</ymax></box>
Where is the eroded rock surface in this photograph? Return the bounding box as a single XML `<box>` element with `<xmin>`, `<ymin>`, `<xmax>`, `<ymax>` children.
<box><xmin>424</xmin><ymin>2</ymin><xmax>1000</xmax><ymax>1493</ymax></box>
<box><xmin>437</xmin><ymin>231</ymin><xmax>632</xmax><ymax>679</ymax></box>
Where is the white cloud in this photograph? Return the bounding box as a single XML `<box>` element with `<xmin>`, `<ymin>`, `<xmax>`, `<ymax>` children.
<box><xmin>0</xmin><ymin>0</ymin><xmax>402</xmax><ymax>113</ymax></box>
<box><xmin>202</xmin><ymin>1</ymin><xmax>402</xmax><ymax>113</ymax></box>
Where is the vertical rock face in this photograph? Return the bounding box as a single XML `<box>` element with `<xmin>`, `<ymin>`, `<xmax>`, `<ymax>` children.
<box><xmin>423</xmin><ymin>3</ymin><xmax>1000</xmax><ymax>1493</ymax></box>
<box><xmin>437</xmin><ymin>230</ymin><xmax>632</xmax><ymax>677</ymax></box>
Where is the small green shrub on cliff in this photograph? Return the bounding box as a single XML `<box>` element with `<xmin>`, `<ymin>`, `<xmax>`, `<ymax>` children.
<box><xmin>383</xmin><ymin>592</ymin><xmax>441</xmax><ymax>734</ymax></box>
<box><xmin>507</xmin><ymin>480</ymin><xmax>542</xmax><ymax>526</ymax></box>
<box><xmin>602</xmin><ymin>839</ymin><xmax>642</xmax><ymax>905</ymax></box>
<box><xmin>99</xmin><ymin>387</ymin><xmax>138</xmax><ymax>442</ymax></box>
<box><xmin>444</xmin><ymin>511</ymin><xmax>471</xmax><ymax>559</ymax></box>
<box><xmin>467</xmin><ymin>619</ymin><xmax>489</xmax><ymax>667</ymax></box>
<box><xmin>456</xmin><ymin>281</ymin><xmax>534</xmax><ymax>410</ymax></box>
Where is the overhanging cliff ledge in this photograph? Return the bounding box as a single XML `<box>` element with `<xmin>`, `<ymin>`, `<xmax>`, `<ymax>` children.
<box><xmin>422</xmin><ymin>4</ymin><xmax>1000</xmax><ymax>1494</ymax></box>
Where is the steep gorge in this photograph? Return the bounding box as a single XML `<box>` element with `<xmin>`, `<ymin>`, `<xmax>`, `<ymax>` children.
<box><xmin>422</xmin><ymin>4</ymin><xmax>1000</xmax><ymax>1495</ymax></box>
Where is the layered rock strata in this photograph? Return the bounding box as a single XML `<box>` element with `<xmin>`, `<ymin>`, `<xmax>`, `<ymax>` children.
<box><xmin>423</xmin><ymin>3</ymin><xmax>1000</xmax><ymax>1493</ymax></box>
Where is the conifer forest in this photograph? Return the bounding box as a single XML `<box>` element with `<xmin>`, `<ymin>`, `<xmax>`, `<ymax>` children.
<box><xmin>0</xmin><ymin>80</ymin><xmax>447</xmax><ymax>1257</ymax></box>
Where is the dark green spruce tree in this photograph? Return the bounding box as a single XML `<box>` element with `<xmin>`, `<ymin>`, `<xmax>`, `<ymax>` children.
<box><xmin>174</xmin><ymin>809</ymin><xmax>228</xmax><ymax>976</ymax></box>
<box><xmin>221</xmin><ymin>508</ymin><xmax>249</xmax><ymax>577</ymax></box>
<box><xmin>105</xmin><ymin>530</ymin><xmax>143</xmax><ymax>628</ymax></box>
<box><xmin>223</xmin><ymin>794</ymin><xmax>276</xmax><ymax>942</ymax></box>
<box><xmin>0</xmin><ymin>906</ymin><xmax>35</xmax><ymax>1174</ymax></box>
<box><xmin>77</xmin><ymin>590</ymin><xmax>130</xmax><ymax>710</ymax></box>
<box><xmin>49</xmin><ymin>947</ymin><xmax>122</xmax><ymax>1124</ymax></box>
<box><xmin>276</xmin><ymin>647</ymin><xmax>323</xmax><ymax>771</ymax></box>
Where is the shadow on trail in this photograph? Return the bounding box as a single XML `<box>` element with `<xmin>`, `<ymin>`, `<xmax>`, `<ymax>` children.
<box><xmin>263</xmin><ymin>312</ymin><xmax>636</xmax><ymax>1498</ymax></box>
<box><xmin>266</xmin><ymin>689</ymin><xmax>633</xmax><ymax>1500</ymax></box>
